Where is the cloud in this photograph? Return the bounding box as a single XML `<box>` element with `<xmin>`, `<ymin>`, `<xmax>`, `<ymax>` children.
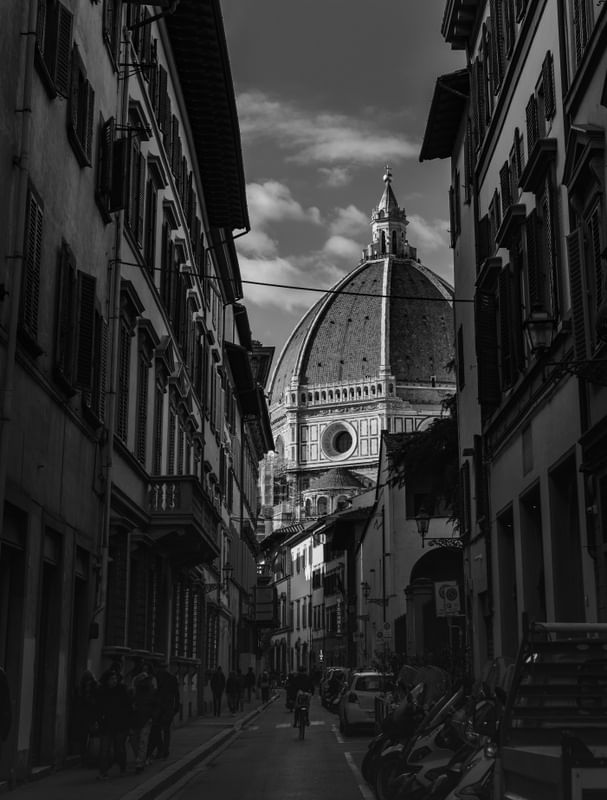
<box><xmin>238</xmin><ymin>252</ymin><xmax>343</xmax><ymax>315</ymax></box>
<box><xmin>246</xmin><ymin>180</ymin><xmax>321</xmax><ymax>227</ymax></box>
<box><xmin>318</xmin><ymin>166</ymin><xmax>352</xmax><ymax>187</ymax></box>
<box><xmin>237</xmin><ymin>228</ymin><xmax>277</xmax><ymax>258</ymax></box>
<box><xmin>323</xmin><ymin>235</ymin><xmax>363</xmax><ymax>261</ymax></box>
<box><xmin>237</xmin><ymin>91</ymin><xmax>419</xmax><ymax>167</ymax></box>
<box><xmin>406</xmin><ymin>213</ymin><xmax>450</xmax><ymax>252</ymax></box>
<box><xmin>329</xmin><ymin>205</ymin><xmax>369</xmax><ymax>238</ymax></box>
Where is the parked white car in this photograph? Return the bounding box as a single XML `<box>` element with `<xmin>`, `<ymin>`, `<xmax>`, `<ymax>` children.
<box><xmin>338</xmin><ymin>671</ymin><xmax>392</xmax><ymax>735</ymax></box>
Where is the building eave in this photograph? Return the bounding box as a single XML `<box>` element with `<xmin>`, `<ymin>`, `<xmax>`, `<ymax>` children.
<box><xmin>420</xmin><ymin>69</ymin><xmax>469</xmax><ymax>161</ymax></box>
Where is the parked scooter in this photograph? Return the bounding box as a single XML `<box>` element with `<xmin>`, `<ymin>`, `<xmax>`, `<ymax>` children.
<box><xmin>374</xmin><ymin>687</ymin><xmax>466</xmax><ymax>800</ymax></box>
<box><xmin>361</xmin><ymin>683</ymin><xmax>426</xmax><ymax>787</ymax></box>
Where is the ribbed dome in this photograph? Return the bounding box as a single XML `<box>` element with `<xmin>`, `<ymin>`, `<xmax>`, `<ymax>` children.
<box><xmin>269</xmin><ymin>171</ymin><xmax>453</xmax><ymax>405</ymax></box>
<box><xmin>269</xmin><ymin>256</ymin><xmax>453</xmax><ymax>403</ymax></box>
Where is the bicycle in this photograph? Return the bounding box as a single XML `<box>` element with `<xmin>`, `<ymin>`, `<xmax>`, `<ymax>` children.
<box><xmin>295</xmin><ymin>691</ymin><xmax>311</xmax><ymax>740</ymax></box>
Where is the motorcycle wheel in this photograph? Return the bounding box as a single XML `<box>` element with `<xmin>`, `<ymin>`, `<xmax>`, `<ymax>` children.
<box><xmin>375</xmin><ymin>753</ymin><xmax>407</xmax><ymax>800</ymax></box>
<box><xmin>361</xmin><ymin>748</ymin><xmax>378</xmax><ymax>785</ymax></box>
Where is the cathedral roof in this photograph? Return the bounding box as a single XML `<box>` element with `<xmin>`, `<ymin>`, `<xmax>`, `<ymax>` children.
<box><xmin>268</xmin><ymin>175</ymin><xmax>454</xmax><ymax>404</ymax></box>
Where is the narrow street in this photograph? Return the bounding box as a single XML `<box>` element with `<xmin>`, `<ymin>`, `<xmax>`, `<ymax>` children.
<box><xmin>161</xmin><ymin>692</ymin><xmax>374</xmax><ymax>800</ymax></box>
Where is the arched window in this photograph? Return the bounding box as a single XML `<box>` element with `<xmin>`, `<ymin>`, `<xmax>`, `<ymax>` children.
<box><xmin>364</xmin><ymin>386</ymin><xmax>368</xmax><ymax>396</ymax></box>
<box><xmin>314</xmin><ymin>392</ymin><xmax>319</xmax><ymax>401</ymax></box>
<box><xmin>336</xmin><ymin>390</ymin><xmax>340</xmax><ymax>400</ymax></box>
<box><xmin>305</xmin><ymin>499</ymin><xmax>312</xmax><ymax>517</ymax></box>
<box><xmin>392</xmin><ymin>230</ymin><xmax>397</xmax><ymax>253</ymax></box>
<box><xmin>329</xmin><ymin>390</ymin><xmax>333</xmax><ymax>400</ymax></box>
<box><xmin>389</xmin><ymin>383</ymin><xmax>394</xmax><ymax>394</ymax></box>
<box><xmin>377</xmin><ymin>384</ymin><xmax>382</xmax><ymax>394</ymax></box>
<box><xmin>356</xmin><ymin>387</ymin><xmax>361</xmax><ymax>397</ymax></box>
<box><xmin>291</xmin><ymin>393</ymin><xmax>296</xmax><ymax>403</ymax></box>
<box><xmin>381</xmin><ymin>231</ymin><xmax>386</xmax><ymax>254</ymax></box>
<box><xmin>308</xmin><ymin>393</ymin><xmax>313</xmax><ymax>402</ymax></box>
<box><xmin>301</xmin><ymin>393</ymin><xmax>306</xmax><ymax>403</ymax></box>
<box><xmin>321</xmin><ymin>391</ymin><xmax>326</xmax><ymax>401</ymax></box>
<box><xmin>317</xmin><ymin>496</ymin><xmax>328</xmax><ymax>517</ymax></box>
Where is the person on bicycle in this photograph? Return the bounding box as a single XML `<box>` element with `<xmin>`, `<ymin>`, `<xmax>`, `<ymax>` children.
<box><xmin>291</xmin><ymin>665</ymin><xmax>314</xmax><ymax>728</ymax></box>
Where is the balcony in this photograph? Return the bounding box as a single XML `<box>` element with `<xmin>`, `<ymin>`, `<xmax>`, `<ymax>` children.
<box><xmin>147</xmin><ymin>476</ymin><xmax>221</xmax><ymax>565</ymax></box>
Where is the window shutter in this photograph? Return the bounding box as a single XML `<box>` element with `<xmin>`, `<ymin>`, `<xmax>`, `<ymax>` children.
<box><xmin>85</xmin><ymin>84</ymin><xmax>95</xmax><ymax>161</ymax></box>
<box><xmin>460</xmin><ymin>460</ymin><xmax>471</xmax><ymax>536</ymax></box>
<box><xmin>152</xmin><ymin>385</ymin><xmax>163</xmax><ymax>475</ymax></box>
<box><xmin>475</xmin><ymin>290</ymin><xmax>501</xmax><ymax>407</ymax></box>
<box><xmin>448</xmin><ymin>186</ymin><xmax>456</xmax><ymax>248</ymax></box>
<box><xmin>167</xmin><ymin>408</ymin><xmax>176</xmax><ymax>474</ymax></box>
<box><xmin>514</xmin><ymin>127</ymin><xmax>525</xmax><ymax>181</ymax></box>
<box><xmin>456</xmin><ymin>325</ymin><xmax>465</xmax><ymax>390</ymax></box>
<box><xmin>144</xmin><ymin>180</ymin><xmax>157</xmax><ymax>269</ymax></box>
<box><xmin>55</xmin><ymin>243</ymin><xmax>77</xmax><ymax>383</ymax></box>
<box><xmin>69</xmin><ymin>45</ymin><xmax>81</xmax><ymax>136</ymax></box>
<box><xmin>477</xmin><ymin>214</ymin><xmax>491</xmax><ymax>267</ymax></box>
<box><xmin>525</xmin><ymin>95</ymin><xmax>539</xmax><ymax>154</ymax></box>
<box><xmin>499</xmin><ymin>267</ymin><xmax>514</xmax><ymax>388</ymax></box>
<box><xmin>157</xmin><ymin>65</ymin><xmax>168</xmax><ymax>132</ymax></box>
<box><xmin>98</xmin><ymin>116</ymin><xmax>115</xmax><ymax>202</ymax></box>
<box><xmin>500</xmin><ymin>161</ymin><xmax>512</xmax><ymax>212</ymax></box>
<box><xmin>55</xmin><ymin>2</ymin><xmax>73</xmax><ymax>96</ymax></box>
<box><xmin>135</xmin><ymin>355</ymin><xmax>149</xmax><ymax>464</ymax></box>
<box><xmin>21</xmin><ymin>189</ymin><xmax>44</xmax><ymax>341</ymax></box>
<box><xmin>567</xmin><ymin>228</ymin><xmax>587</xmax><ymax>360</ymax></box>
<box><xmin>96</xmin><ymin>315</ymin><xmax>108</xmax><ymax>423</ymax></box>
<box><xmin>109</xmin><ymin>137</ymin><xmax>129</xmax><ymax>211</ymax></box>
<box><xmin>490</xmin><ymin>0</ymin><xmax>506</xmax><ymax>90</ymax></box>
<box><xmin>116</xmin><ymin>323</ymin><xmax>131</xmax><ymax>442</ymax></box>
<box><xmin>526</xmin><ymin>210</ymin><xmax>542</xmax><ymax>308</ymax></box>
<box><xmin>542</xmin><ymin>51</ymin><xmax>555</xmax><ymax>120</ymax></box>
<box><xmin>36</xmin><ymin>0</ymin><xmax>47</xmax><ymax>51</ymax></box>
<box><xmin>137</xmin><ymin>151</ymin><xmax>146</xmax><ymax>246</ymax></box>
<box><xmin>75</xmin><ymin>271</ymin><xmax>97</xmax><ymax>389</ymax></box>
<box><xmin>588</xmin><ymin>207</ymin><xmax>603</xmax><ymax>313</ymax></box>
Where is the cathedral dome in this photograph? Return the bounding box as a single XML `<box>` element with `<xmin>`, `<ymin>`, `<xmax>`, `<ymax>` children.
<box><xmin>269</xmin><ymin>172</ymin><xmax>454</xmax><ymax>407</ymax></box>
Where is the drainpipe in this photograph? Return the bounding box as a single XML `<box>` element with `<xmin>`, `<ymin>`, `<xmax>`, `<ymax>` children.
<box><xmin>0</xmin><ymin>0</ymin><xmax>37</xmax><ymax>546</ymax></box>
<box><xmin>88</xmin><ymin>23</ymin><xmax>132</xmax><ymax>669</ymax></box>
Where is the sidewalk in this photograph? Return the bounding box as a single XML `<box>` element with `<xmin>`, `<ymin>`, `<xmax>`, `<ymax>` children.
<box><xmin>2</xmin><ymin>695</ymin><xmax>278</xmax><ymax>800</ymax></box>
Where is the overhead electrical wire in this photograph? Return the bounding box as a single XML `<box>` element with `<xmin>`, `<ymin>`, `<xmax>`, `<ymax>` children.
<box><xmin>117</xmin><ymin>260</ymin><xmax>473</xmax><ymax>303</ymax></box>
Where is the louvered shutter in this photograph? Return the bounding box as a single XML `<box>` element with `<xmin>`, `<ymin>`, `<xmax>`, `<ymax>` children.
<box><xmin>163</xmin><ymin>96</ymin><xmax>172</xmax><ymax>158</ymax></box>
<box><xmin>171</xmin><ymin>116</ymin><xmax>179</xmax><ymax>175</ymax></box>
<box><xmin>116</xmin><ymin>323</ymin><xmax>131</xmax><ymax>442</ymax></box>
<box><xmin>514</xmin><ymin>127</ymin><xmax>525</xmax><ymax>180</ymax></box>
<box><xmin>490</xmin><ymin>0</ymin><xmax>506</xmax><ymax>90</ymax></box>
<box><xmin>456</xmin><ymin>325</ymin><xmax>465</xmax><ymax>390</ymax></box>
<box><xmin>157</xmin><ymin>65</ymin><xmax>168</xmax><ymax>132</ymax></box>
<box><xmin>137</xmin><ymin>151</ymin><xmax>146</xmax><ymax>246</ymax></box>
<box><xmin>475</xmin><ymin>290</ymin><xmax>501</xmax><ymax>407</ymax></box>
<box><xmin>21</xmin><ymin>190</ymin><xmax>44</xmax><ymax>341</ymax></box>
<box><xmin>588</xmin><ymin>207</ymin><xmax>603</xmax><ymax>313</ymax></box>
<box><xmin>152</xmin><ymin>385</ymin><xmax>163</xmax><ymax>475</ymax></box>
<box><xmin>567</xmin><ymin>228</ymin><xmax>587</xmax><ymax>360</ymax></box>
<box><xmin>526</xmin><ymin>210</ymin><xmax>542</xmax><ymax>308</ymax></box>
<box><xmin>477</xmin><ymin>214</ymin><xmax>491</xmax><ymax>266</ymax></box>
<box><xmin>525</xmin><ymin>96</ymin><xmax>539</xmax><ymax>154</ymax></box>
<box><xmin>98</xmin><ymin>117</ymin><xmax>115</xmax><ymax>202</ymax></box>
<box><xmin>69</xmin><ymin>46</ymin><xmax>81</xmax><ymax>135</ymax></box>
<box><xmin>55</xmin><ymin>2</ymin><xmax>73</xmax><ymax>96</ymax></box>
<box><xmin>96</xmin><ymin>317</ymin><xmax>108</xmax><ymax>423</ymax></box>
<box><xmin>84</xmin><ymin>84</ymin><xmax>95</xmax><ymax>162</ymax></box>
<box><xmin>499</xmin><ymin>268</ymin><xmax>513</xmax><ymax>388</ymax></box>
<box><xmin>500</xmin><ymin>161</ymin><xmax>512</xmax><ymax>212</ymax></box>
<box><xmin>144</xmin><ymin>179</ymin><xmax>157</xmax><ymax>269</ymax></box>
<box><xmin>135</xmin><ymin>355</ymin><xmax>149</xmax><ymax>464</ymax></box>
<box><xmin>542</xmin><ymin>51</ymin><xmax>555</xmax><ymax>120</ymax></box>
<box><xmin>55</xmin><ymin>243</ymin><xmax>76</xmax><ymax>382</ymax></box>
<box><xmin>75</xmin><ymin>271</ymin><xmax>97</xmax><ymax>389</ymax></box>
<box><xmin>460</xmin><ymin>461</ymin><xmax>471</xmax><ymax>536</ymax></box>
<box><xmin>110</xmin><ymin>137</ymin><xmax>129</xmax><ymax>211</ymax></box>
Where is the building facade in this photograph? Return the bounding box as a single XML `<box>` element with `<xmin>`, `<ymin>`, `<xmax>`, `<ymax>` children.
<box><xmin>422</xmin><ymin>0</ymin><xmax>607</xmax><ymax>676</ymax></box>
<box><xmin>0</xmin><ymin>0</ymin><xmax>271</xmax><ymax>783</ymax></box>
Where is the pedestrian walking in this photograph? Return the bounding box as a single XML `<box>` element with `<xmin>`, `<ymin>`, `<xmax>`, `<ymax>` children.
<box><xmin>129</xmin><ymin>662</ymin><xmax>158</xmax><ymax>773</ymax></box>
<box><xmin>226</xmin><ymin>670</ymin><xmax>239</xmax><ymax>716</ymax></box>
<box><xmin>210</xmin><ymin>665</ymin><xmax>226</xmax><ymax>717</ymax></box>
<box><xmin>147</xmin><ymin>662</ymin><xmax>180</xmax><ymax>760</ymax></box>
<box><xmin>0</xmin><ymin>666</ymin><xmax>11</xmax><ymax>760</ymax></box>
<box><xmin>95</xmin><ymin>668</ymin><xmax>132</xmax><ymax>780</ymax></box>
<box><xmin>244</xmin><ymin>666</ymin><xmax>256</xmax><ymax>703</ymax></box>
<box><xmin>236</xmin><ymin>667</ymin><xmax>245</xmax><ymax>712</ymax></box>
<box><xmin>258</xmin><ymin>669</ymin><xmax>270</xmax><ymax>703</ymax></box>
<box><xmin>72</xmin><ymin>669</ymin><xmax>99</xmax><ymax>764</ymax></box>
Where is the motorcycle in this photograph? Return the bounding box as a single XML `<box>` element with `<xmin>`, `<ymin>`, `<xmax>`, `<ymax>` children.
<box><xmin>361</xmin><ymin>683</ymin><xmax>426</xmax><ymax>787</ymax></box>
<box><xmin>294</xmin><ymin>690</ymin><xmax>311</xmax><ymax>740</ymax></box>
<box><xmin>374</xmin><ymin>687</ymin><xmax>466</xmax><ymax>800</ymax></box>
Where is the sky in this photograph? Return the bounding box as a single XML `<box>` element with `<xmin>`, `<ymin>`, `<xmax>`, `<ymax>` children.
<box><xmin>220</xmin><ymin>1</ymin><xmax>465</xmax><ymax>359</ymax></box>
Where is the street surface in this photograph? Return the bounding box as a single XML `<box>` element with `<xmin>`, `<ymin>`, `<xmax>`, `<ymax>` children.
<box><xmin>159</xmin><ymin>691</ymin><xmax>375</xmax><ymax>800</ymax></box>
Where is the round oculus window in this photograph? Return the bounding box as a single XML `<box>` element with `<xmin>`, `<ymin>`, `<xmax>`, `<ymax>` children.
<box><xmin>321</xmin><ymin>421</ymin><xmax>357</xmax><ymax>460</ymax></box>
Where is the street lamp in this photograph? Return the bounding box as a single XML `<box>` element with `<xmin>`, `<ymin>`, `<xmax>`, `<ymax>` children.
<box><xmin>200</xmin><ymin>561</ymin><xmax>234</xmax><ymax>593</ymax></box>
<box><xmin>415</xmin><ymin>506</ymin><xmax>462</xmax><ymax>549</ymax></box>
<box><xmin>524</xmin><ymin>307</ymin><xmax>607</xmax><ymax>385</ymax></box>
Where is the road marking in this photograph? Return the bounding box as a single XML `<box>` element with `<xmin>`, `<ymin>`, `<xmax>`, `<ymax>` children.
<box><xmin>344</xmin><ymin>751</ymin><xmax>375</xmax><ymax>800</ymax></box>
<box><xmin>276</xmin><ymin>721</ymin><xmax>326</xmax><ymax>728</ymax></box>
<box><xmin>332</xmin><ymin>724</ymin><xmax>344</xmax><ymax>744</ymax></box>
